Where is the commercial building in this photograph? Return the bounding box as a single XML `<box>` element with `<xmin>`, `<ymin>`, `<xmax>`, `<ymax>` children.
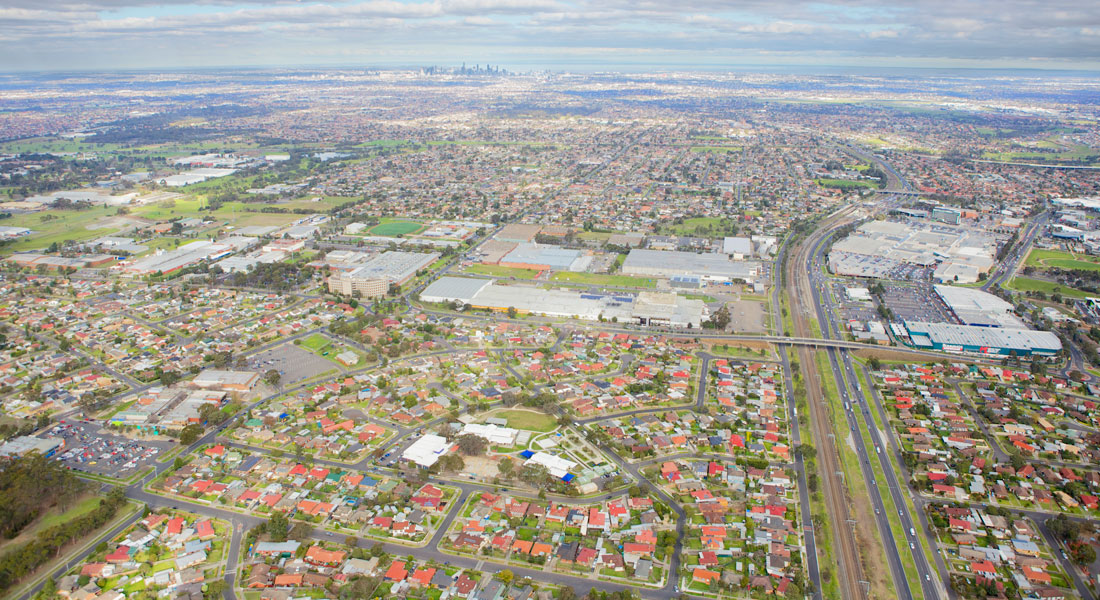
<box><xmin>904</xmin><ymin>321</ymin><xmax>1061</xmax><ymax>357</ymax></box>
<box><xmin>934</xmin><ymin>285</ymin><xmax>1025</xmax><ymax>328</ymax></box>
<box><xmin>192</xmin><ymin>370</ymin><xmax>260</xmax><ymax>392</ymax></box>
<box><xmin>621</xmin><ymin>249</ymin><xmax>759</xmax><ymax>283</ymax></box>
<box><xmin>327</xmin><ymin>251</ymin><xmax>439</xmax><ymax>297</ymax></box>
<box><xmin>402</xmin><ymin>434</ymin><xmax>453</xmax><ymax>468</ymax></box>
<box><xmin>0</xmin><ymin>436</ymin><xmax>63</xmax><ymax>458</ymax></box>
<box><xmin>932</xmin><ymin>206</ymin><xmax>962</xmax><ymax>225</ymax></box>
<box><xmin>828</xmin><ymin>220</ymin><xmax>998</xmax><ymax>282</ymax></box>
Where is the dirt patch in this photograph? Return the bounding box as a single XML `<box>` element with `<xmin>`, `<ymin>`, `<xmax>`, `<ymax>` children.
<box><xmin>463</xmin><ymin>454</ymin><xmax>506</xmax><ymax>479</ymax></box>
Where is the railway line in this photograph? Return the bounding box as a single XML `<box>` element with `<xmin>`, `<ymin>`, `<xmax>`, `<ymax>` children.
<box><xmin>787</xmin><ymin>204</ymin><xmax>868</xmax><ymax>600</ymax></box>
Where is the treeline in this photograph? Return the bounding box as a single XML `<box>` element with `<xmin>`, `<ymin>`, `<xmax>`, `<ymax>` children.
<box><xmin>0</xmin><ymin>453</ymin><xmax>86</xmax><ymax>539</ymax></box>
<box><xmin>0</xmin><ymin>488</ymin><xmax>125</xmax><ymax>592</ymax></box>
<box><xmin>218</xmin><ymin>262</ymin><xmax>313</xmax><ymax>291</ymax></box>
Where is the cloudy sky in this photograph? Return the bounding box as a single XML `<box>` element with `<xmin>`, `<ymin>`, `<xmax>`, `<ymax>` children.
<box><xmin>2</xmin><ymin>0</ymin><xmax>1098</xmax><ymax>71</ymax></box>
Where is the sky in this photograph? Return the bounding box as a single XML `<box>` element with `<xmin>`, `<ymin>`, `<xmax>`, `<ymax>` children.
<box><xmin>2</xmin><ymin>0</ymin><xmax>1099</xmax><ymax>72</ymax></box>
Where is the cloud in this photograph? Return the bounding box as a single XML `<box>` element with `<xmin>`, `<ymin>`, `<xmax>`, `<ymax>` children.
<box><xmin>0</xmin><ymin>0</ymin><xmax>1098</xmax><ymax>69</ymax></box>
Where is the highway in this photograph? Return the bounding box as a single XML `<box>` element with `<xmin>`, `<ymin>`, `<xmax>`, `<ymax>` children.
<box><xmin>788</xmin><ymin>145</ymin><xmax>952</xmax><ymax>600</ymax></box>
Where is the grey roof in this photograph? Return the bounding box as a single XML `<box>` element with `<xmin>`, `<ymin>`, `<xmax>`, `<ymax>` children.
<box><xmin>419</xmin><ymin>276</ymin><xmax>493</xmax><ymax>303</ymax></box>
<box><xmin>904</xmin><ymin>321</ymin><xmax>1061</xmax><ymax>353</ymax></box>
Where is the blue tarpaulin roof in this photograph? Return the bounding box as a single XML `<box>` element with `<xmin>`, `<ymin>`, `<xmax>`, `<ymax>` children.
<box><xmin>519</xmin><ymin>450</ymin><xmax>535</xmax><ymax>459</ymax></box>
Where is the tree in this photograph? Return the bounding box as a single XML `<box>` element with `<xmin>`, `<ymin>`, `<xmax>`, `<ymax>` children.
<box><xmin>1047</xmin><ymin>514</ymin><xmax>1080</xmax><ymax>543</ymax></box>
<box><xmin>497</xmin><ymin>569</ymin><xmax>514</xmax><ymax>584</ymax></box>
<box><xmin>1069</xmin><ymin>541</ymin><xmax>1097</xmax><ymax>566</ymax></box>
<box><xmin>456</xmin><ymin>433</ymin><xmax>488</xmax><ymax>456</ymax></box>
<box><xmin>264</xmin><ymin>369</ymin><xmax>281</xmax><ymax>386</ymax></box>
<box><xmin>179</xmin><ymin>423</ymin><xmax>203</xmax><ymax>445</ymax></box>
<box><xmin>289</xmin><ymin>521</ymin><xmax>313</xmax><ymax>541</ymax></box>
<box><xmin>706</xmin><ymin>305</ymin><xmax>731</xmax><ymax>330</ymax></box>
<box><xmin>506</xmin><ymin>306</ymin><xmax>517</xmax><ymax>319</ymax></box>
<box><xmin>497</xmin><ymin>457</ymin><xmax>515</xmax><ymax>478</ymax></box>
<box><xmin>519</xmin><ymin>463</ymin><xmax>551</xmax><ymax>489</ymax></box>
<box><xmin>266</xmin><ymin>512</ymin><xmax>289</xmax><ymax>542</ymax></box>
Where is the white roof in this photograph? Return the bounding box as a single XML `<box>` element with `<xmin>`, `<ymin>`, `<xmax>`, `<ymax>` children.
<box><xmin>402</xmin><ymin>434</ymin><xmax>452</xmax><ymax>467</ymax></box>
<box><xmin>460</xmin><ymin>423</ymin><xmax>518</xmax><ymax>445</ymax></box>
<box><xmin>525</xmin><ymin>451</ymin><xmax>577</xmax><ymax>479</ymax></box>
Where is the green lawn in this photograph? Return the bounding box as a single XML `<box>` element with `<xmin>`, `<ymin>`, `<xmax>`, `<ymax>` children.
<box><xmin>369</xmin><ymin>220</ymin><xmax>424</xmax><ymax>236</ymax></box>
<box><xmin>461</xmin><ymin>264</ymin><xmax>540</xmax><ymax>279</ymax></box>
<box><xmin>814</xmin><ymin>178</ymin><xmax>879</xmax><ymax>190</ymax></box>
<box><xmin>1043</xmin><ymin>258</ymin><xmax>1100</xmax><ymax>272</ymax></box>
<box><xmin>1005</xmin><ymin>277</ymin><xmax>1094</xmax><ymax>299</ymax></box>
<box><xmin>550</xmin><ymin>271</ymin><xmax>656</xmax><ymax>288</ymax></box>
<box><xmin>0</xmin><ymin>495</ymin><xmax>103</xmax><ymax>555</ymax></box>
<box><xmin>2</xmin><ymin>205</ymin><xmax>120</xmax><ymax>252</ymax></box>
<box><xmin>487</xmin><ymin>409</ymin><xmax>558</xmax><ymax>432</ymax></box>
<box><xmin>301</xmin><ymin>334</ymin><xmax>332</xmax><ymax>353</ymax></box>
<box><xmin>690</xmin><ymin>145</ymin><xmax>742</xmax><ymax>153</ymax></box>
<box><xmin>1025</xmin><ymin>248</ymin><xmax>1077</xmax><ymax>267</ymax></box>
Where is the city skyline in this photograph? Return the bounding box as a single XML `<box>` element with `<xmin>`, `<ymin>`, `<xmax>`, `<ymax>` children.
<box><xmin>2</xmin><ymin>0</ymin><xmax>1100</xmax><ymax>71</ymax></box>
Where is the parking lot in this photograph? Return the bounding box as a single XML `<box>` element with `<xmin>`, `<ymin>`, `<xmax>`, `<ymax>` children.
<box><xmin>45</xmin><ymin>421</ymin><xmax>173</xmax><ymax>478</ymax></box>
<box><xmin>246</xmin><ymin>343</ymin><xmax>337</xmax><ymax>385</ymax></box>
<box><xmin>881</xmin><ymin>284</ymin><xmax>954</xmax><ymax>323</ymax></box>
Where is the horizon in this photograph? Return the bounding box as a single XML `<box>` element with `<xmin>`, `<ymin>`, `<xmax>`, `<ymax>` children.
<box><xmin>3</xmin><ymin>0</ymin><xmax>1098</xmax><ymax>72</ymax></box>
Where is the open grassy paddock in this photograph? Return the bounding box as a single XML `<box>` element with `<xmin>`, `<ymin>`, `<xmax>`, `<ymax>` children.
<box><xmin>550</xmin><ymin>271</ymin><xmax>656</xmax><ymax>288</ymax></box>
<box><xmin>484</xmin><ymin>409</ymin><xmax>558</xmax><ymax>432</ymax></box>
<box><xmin>368</xmin><ymin>220</ymin><xmax>425</xmax><ymax>237</ymax></box>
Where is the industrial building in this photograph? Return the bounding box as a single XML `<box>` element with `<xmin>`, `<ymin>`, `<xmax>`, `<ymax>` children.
<box><xmin>123</xmin><ymin>237</ymin><xmax>256</xmax><ymax>276</ymax></box>
<box><xmin>934</xmin><ymin>285</ymin><xmax>1025</xmax><ymax>328</ymax></box>
<box><xmin>621</xmin><ymin>249</ymin><xmax>759</xmax><ymax>283</ymax></box>
<box><xmin>498</xmin><ymin>243</ymin><xmax>590</xmax><ymax>272</ymax></box>
<box><xmin>327</xmin><ymin>251</ymin><xmax>439</xmax><ymax>297</ymax></box>
<box><xmin>904</xmin><ymin>321</ymin><xmax>1061</xmax><ymax>357</ymax></box>
<box><xmin>495</xmin><ymin>223</ymin><xmax>542</xmax><ymax>243</ymax></box>
<box><xmin>419</xmin><ymin>277</ymin><xmax>706</xmax><ymax>327</ymax></box>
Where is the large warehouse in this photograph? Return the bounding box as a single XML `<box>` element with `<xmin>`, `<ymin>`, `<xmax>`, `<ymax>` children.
<box><xmin>498</xmin><ymin>243</ymin><xmax>590</xmax><ymax>272</ymax></box>
<box><xmin>419</xmin><ymin>276</ymin><xmax>706</xmax><ymax>327</ymax></box>
<box><xmin>621</xmin><ymin>249</ymin><xmax>759</xmax><ymax>283</ymax></box>
<box><xmin>327</xmin><ymin>251</ymin><xmax>439</xmax><ymax>297</ymax></box>
<box><xmin>933</xmin><ymin>285</ymin><xmax>1025</xmax><ymax>328</ymax></box>
<box><xmin>904</xmin><ymin>321</ymin><xmax>1061</xmax><ymax>357</ymax></box>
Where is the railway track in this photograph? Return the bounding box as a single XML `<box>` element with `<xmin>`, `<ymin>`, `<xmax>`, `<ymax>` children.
<box><xmin>787</xmin><ymin>205</ymin><xmax>867</xmax><ymax>600</ymax></box>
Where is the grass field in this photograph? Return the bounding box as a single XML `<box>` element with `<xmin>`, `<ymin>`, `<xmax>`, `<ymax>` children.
<box><xmin>301</xmin><ymin>334</ymin><xmax>332</xmax><ymax>353</ymax></box>
<box><xmin>814</xmin><ymin>178</ymin><xmax>879</xmax><ymax>190</ymax></box>
<box><xmin>660</xmin><ymin>216</ymin><xmax>734</xmax><ymax>237</ymax></box>
<box><xmin>369</xmin><ymin>220</ymin><xmax>424</xmax><ymax>236</ymax></box>
<box><xmin>982</xmin><ymin>143</ymin><xmax>1099</xmax><ymax>164</ymax></box>
<box><xmin>487</xmin><ymin>409</ymin><xmax>557</xmax><ymax>432</ymax></box>
<box><xmin>690</xmin><ymin>145</ymin><xmax>741</xmax><ymax>154</ymax></box>
<box><xmin>1005</xmin><ymin>276</ymin><xmax>1094</xmax><ymax>299</ymax></box>
<box><xmin>462</xmin><ymin>264</ymin><xmax>541</xmax><ymax>279</ymax></box>
<box><xmin>1025</xmin><ymin>248</ymin><xmax>1079</xmax><ymax>267</ymax></box>
<box><xmin>550</xmin><ymin>271</ymin><xmax>656</xmax><ymax>288</ymax></box>
<box><xmin>0</xmin><ymin>495</ymin><xmax>102</xmax><ymax>555</ymax></box>
<box><xmin>2</xmin><ymin>205</ymin><xmax>120</xmax><ymax>252</ymax></box>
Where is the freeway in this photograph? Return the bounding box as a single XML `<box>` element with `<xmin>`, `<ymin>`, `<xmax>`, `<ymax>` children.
<box><xmin>788</xmin><ymin>202</ymin><xmax>868</xmax><ymax>600</ymax></box>
<box><xmin>803</xmin><ymin>208</ymin><xmax>942</xmax><ymax>600</ymax></box>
